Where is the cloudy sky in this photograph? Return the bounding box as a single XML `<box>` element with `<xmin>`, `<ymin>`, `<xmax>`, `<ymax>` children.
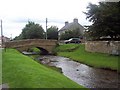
<box><xmin>0</xmin><ymin>0</ymin><xmax>101</xmax><ymax>38</ymax></box>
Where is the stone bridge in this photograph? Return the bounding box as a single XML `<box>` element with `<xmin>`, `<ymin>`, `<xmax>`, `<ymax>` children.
<box><xmin>5</xmin><ymin>39</ymin><xmax>58</xmax><ymax>54</ymax></box>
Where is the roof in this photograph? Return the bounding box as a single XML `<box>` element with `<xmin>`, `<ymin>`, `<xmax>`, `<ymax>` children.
<box><xmin>0</xmin><ymin>36</ymin><xmax>10</xmax><ymax>40</ymax></box>
<box><xmin>59</xmin><ymin>21</ymin><xmax>85</xmax><ymax>35</ymax></box>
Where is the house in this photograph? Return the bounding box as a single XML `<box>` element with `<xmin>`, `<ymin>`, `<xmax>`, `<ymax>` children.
<box><xmin>0</xmin><ymin>36</ymin><xmax>10</xmax><ymax>47</ymax></box>
<box><xmin>58</xmin><ymin>18</ymin><xmax>85</xmax><ymax>40</ymax></box>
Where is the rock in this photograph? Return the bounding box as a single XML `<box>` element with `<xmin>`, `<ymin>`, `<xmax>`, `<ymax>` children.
<box><xmin>0</xmin><ymin>83</ymin><xmax>9</xmax><ymax>90</ymax></box>
<box><xmin>111</xmin><ymin>50</ymin><xmax>120</xmax><ymax>56</ymax></box>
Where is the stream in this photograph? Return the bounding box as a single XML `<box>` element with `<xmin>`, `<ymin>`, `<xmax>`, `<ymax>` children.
<box><xmin>36</xmin><ymin>55</ymin><xmax>119</xmax><ymax>88</ymax></box>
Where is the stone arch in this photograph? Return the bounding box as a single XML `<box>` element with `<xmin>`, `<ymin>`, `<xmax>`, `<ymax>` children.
<box><xmin>17</xmin><ymin>46</ymin><xmax>49</xmax><ymax>55</ymax></box>
<box><xmin>5</xmin><ymin>39</ymin><xmax>57</xmax><ymax>54</ymax></box>
<box><xmin>24</xmin><ymin>46</ymin><xmax>50</xmax><ymax>55</ymax></box>
<box><xmin>36</xmin><ymin>47</ymin><xmax>49</xmax><ymax>55</ymax></box>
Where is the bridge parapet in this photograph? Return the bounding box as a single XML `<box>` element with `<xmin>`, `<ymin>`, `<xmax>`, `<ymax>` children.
<box><xmin>5</xmin><ymin>39</ymin><xmax>58</xmax><ymax>54</ymax></box>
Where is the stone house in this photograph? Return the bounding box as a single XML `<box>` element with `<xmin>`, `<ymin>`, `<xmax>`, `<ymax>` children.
<box><xmin>0</xmin><ymin>36</ymin><xmax>10</xmax><ymax>46</ymax></box>
<box><xmin>58</xmin><ymin>18</ymin><xmax>85</xmax><ymax>40</ymax></box>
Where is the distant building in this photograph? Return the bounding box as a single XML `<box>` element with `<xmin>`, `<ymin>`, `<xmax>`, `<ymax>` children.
<box><xmin>0</xmin><ymin>36</ymin><xmax>10</xmax><ymax>46</ymax></box>
<box><xmin>58</xmin><ymin>18</ymin><xmax>85</xmax><ymax>40</ymax></box>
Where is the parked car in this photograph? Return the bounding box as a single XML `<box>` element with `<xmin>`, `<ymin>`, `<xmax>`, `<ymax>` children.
<box><xmin>64</xmin><ymin>38</ymin><xmax>81</xmax><ymax>44</ymax></box>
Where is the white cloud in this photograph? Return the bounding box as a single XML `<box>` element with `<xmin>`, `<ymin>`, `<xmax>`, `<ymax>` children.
<box><xmin>0</xmin><ymin>0</ymin><xmax>99</xmax><ymax>38</ymax></box>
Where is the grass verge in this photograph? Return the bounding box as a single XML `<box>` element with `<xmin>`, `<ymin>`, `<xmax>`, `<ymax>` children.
<box><xmin>2</xmin><ymin>48</ymin><xmax>87</xmax><ymax>88</ymax></box>
<box><xmin>56</xmin><ymin>44</ymin><xmax>119</xmax><ymax>71</ymax></box>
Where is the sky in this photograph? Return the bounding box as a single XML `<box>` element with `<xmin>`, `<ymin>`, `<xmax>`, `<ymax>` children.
<box><xmin>0</xmin><ymin>0</ymin><xmax>101</xmax><ymax>38</ymax></box>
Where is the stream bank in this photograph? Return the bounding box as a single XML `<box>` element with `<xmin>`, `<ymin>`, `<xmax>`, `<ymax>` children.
<box><xmin>31</xmin><ymin>55</ymin><xmax>119</xmax><ymax>88</ymax></box>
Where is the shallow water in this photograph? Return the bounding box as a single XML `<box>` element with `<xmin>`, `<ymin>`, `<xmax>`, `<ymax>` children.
<box><xmin>37</xmin><ymin>55</ymin><xmax>119</xmax><ymax>88</ymax></box>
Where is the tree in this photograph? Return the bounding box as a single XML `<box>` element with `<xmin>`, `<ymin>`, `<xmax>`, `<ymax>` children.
<box><xmin>47</xmin><ymin>26</ymin><xmax>58</xmax><ymax>40</ymax></box>
<box><xmin>15</xmin><ymin>21</ymin><xmax>45</xmax><ymax>40</ymax></box>
<box><xmin>60</xmin><ymin>28</ymin><xmax>82</xmax><ymax>40</ymax></box>
<box><xmin>84</xmin><ymin>2</ymin><xmax>120</xmax><ymax>40</ymax></box>
<box><xmin>13</xmin><ymin>34</ymin><xmax>23</xmax><ymax>40</ymax></box>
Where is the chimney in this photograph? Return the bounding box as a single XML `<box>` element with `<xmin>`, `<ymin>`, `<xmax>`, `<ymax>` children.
<box><xmin>65</xmin><ymin>21</ymin><xmax>68</xmax><ymax>26</ymax></box>
<box><xmin>73</xmin><ymin>18</ymin><xmax>78</xmax><ymax>23</ymax></box>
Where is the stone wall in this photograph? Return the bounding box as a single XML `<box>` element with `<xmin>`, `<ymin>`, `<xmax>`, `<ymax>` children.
<box><xmin>85</xmin><ymin>41</ymin><xmax>120</xmax><ymax>55</ymax></box>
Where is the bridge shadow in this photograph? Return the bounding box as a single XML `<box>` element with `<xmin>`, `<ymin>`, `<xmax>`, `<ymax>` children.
<box><xmin>17</xmin><ymin>47</ymin><xmax>50</xmax><ymax>55</ymax></box>
<box><xmin>36</xmin><ymin>47</ymin><xmax>49</xmax><ymax>55</ymax></box>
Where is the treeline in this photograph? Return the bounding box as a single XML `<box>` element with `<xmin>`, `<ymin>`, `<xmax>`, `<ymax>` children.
<box><xmin>84</xmin><ymin>2</ymin><xmax>120</xmax><ymax>41</ymax></box>
<box><xmin>14</xmin><ymin>21</ymin><xmax>58</xmax><ymax>40</ymax></box>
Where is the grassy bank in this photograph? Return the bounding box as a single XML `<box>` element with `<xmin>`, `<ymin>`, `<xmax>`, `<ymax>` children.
<box><xmin>56</xmin><ymin>44</ymin><xmax>119</xmax><ymax>71</ymax></box>
<box><xmin>2</xmin><ymin>49</ymin><xmax>86</xmax><ymax>88</ymax></box>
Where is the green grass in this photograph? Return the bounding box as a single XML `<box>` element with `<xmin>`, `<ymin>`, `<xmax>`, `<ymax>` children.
<box><xmin>56</xmin><ymin>44</ymin><xmax>119</xmax><ymax>71</ymax></box>
<box><xmin>55</xmin><ymin>44</ymin><xmax>80</xmax><ymax>52</ymax></box>
<box><xmin>2</xmin><ymin>49</ymin><xmax>87</xmax><ymax>88</ymax></box>
<box><xmin>28</xmin><ymin>47</ymin><xmax>40</xmax><ymax>52</ymax></box>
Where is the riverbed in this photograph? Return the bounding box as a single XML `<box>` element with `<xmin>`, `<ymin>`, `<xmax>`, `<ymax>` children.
<box><xmin>37</xmin><ymin>55</ymin><xmax>119</xmax><ymax>88</ymax></box>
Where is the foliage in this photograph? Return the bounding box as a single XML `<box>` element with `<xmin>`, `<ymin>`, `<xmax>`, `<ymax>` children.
<box><xmin>60</xmin><ymin>28</ymin><xmax>82</xmax><ymax>40</ymax></box>
<box><xmin>2</xmin><ymin>49</ymin><xmax>87</xmax><ymax>88</ymax></box>
<box><xmin>56</xmin><ymin>44</ymin><xmax>119</xmax><ymax>71</ymax></box>
<box><xmin>84</xmin><ymin>2</ymin><xmax>120</xmax><ymax>40</ymax></box>
<box><xmin>31</xmin><ymin>47</ymin><xmax>40</xmax><ymax>52</ymax></box>
<box><xmin>27</xmin><ymin>47</ymin><xmax>41</xmax><ymax>54</ymax></box>
<box><xmin>13</xmin><ymin>34</ymin><xmax>23</xmax><ymax>40</ymax></box>
<box><xmin>14</xmin><ymin>21</ymin><xmax>45</xmax><ymax>40</ymax></box>
<box><xmin>47</xmin><ymin>26</ymin><xmax>58</xmax><ymax>40</ymax></box>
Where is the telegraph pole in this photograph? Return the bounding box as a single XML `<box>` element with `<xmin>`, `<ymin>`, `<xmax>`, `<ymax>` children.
<box><xmin>1</xmin><ymin>20</ymin><xmax>3</xmax><ymax>47</ymax></box>
<box><xmin>10</xmin><ymin>34</ymin><xmax>12</xmax><ymax>40</ymax></box>
<box><xmin>46</xmin><ymin>18</ymin><xmax>47</xmax><ymax>40</ymax></box>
